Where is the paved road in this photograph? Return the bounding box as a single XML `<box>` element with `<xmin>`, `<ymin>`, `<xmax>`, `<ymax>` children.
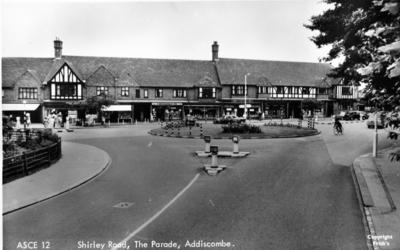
<box><xmin>3</xmin><ymin>122</ymin><xmax>395</xmax><ymax>250</ymax></box>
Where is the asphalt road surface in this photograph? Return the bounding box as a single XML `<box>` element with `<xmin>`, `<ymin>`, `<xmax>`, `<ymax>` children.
<box><xmin>3</xmin><ymin>121</ymin><xmax>396</xmax><ymax>250</ymax></box>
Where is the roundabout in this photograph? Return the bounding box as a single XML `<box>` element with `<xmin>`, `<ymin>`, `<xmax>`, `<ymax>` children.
<box><xmin>148</xmin><ymin>122</ymin><xmax>320</xmax><ymax>139</ymax></box>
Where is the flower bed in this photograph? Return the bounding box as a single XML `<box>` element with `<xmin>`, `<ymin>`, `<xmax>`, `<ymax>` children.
<box><xmin>3</xmin><ymin>129</ymin><xmax>62</xmax><ymax>183</ymax></box>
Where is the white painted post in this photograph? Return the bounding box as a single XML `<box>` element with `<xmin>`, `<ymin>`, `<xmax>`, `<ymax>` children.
<box><xmin>211</xmin><ymin>154</ymin><xmax>218</xmax><ymax>167</ymax></box>
<box><xmin>373</xmin><ymin>113</ymin><xmax>378</xmax><ymax>157</ymax></box>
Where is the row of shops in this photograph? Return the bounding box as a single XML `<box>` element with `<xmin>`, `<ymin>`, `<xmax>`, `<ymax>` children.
<box><xmin>2</xmin><ymin>99</ymin><xmax>345</xmax><ymax>125</ymax></box>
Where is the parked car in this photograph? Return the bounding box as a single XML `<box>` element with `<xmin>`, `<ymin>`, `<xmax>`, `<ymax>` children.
<box><xmin>213</xmin><ymin>115</ymin><xmax>246</xmax><ymax>124</ymax></box>
<box><xmin>367</xmin><ymin>112</ymin><xmax>384</xmax><ymax>129</ymax></box>
<box><xmin>343</xmin><ymin>111</ymin><xmax>361</xmax><ymax>120</ymax></box>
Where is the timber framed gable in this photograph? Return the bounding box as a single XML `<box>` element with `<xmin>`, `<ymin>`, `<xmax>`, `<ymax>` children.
<box><xmin>48</xmin><ymin>63</ymin><xmax>84</xmax><ymax>100</ymax></box>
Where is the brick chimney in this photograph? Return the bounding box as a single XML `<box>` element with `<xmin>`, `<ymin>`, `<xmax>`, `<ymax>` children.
<box><xmin>212</xmin><ymin>41</ymin><xmax>219</xmax><ymax>61</ymax></box>
<box><xmin>54</xmin><ymin>38</ymin><xmax>63</xmax><ymax>59</ymax></box>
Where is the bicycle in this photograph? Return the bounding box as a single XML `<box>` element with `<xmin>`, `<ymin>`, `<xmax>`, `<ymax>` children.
<box><xmin>333</xmin><ymin>124</ymin><xmax>344</xmax><ymax>135</ymax></box>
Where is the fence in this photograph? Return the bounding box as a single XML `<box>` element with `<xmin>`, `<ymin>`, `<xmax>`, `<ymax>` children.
<box><xmin>2</xmin><ymin>138</ymin><xmax>62</xmax><ymax>181</ymax></box>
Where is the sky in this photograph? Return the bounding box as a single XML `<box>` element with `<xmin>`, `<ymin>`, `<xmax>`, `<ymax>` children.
<box><xmin>1</xmin><ymin>0</ymin><xmax>337</xmax><ymax>64</ymax></box>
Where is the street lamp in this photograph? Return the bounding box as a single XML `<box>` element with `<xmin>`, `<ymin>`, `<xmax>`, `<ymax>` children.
<box><xmin>23</xmin><ymin>100</ymin><xmax>27</xmax><ymax>130</ymax></box>
<box><xmin>244</xmin><ymin>73</ymin><xmax>250</xmax><ymax>119</ymax></box>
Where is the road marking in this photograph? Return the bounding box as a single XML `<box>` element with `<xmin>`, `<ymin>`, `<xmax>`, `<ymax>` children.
<box><xmin>110</xmin><ymin>173</ymin><xmax>200</xmax><ymax>250</ymax></box>
<box><xmin>148</xmin><ymin>141</ymin><xmax>152</xmax><ymax>147</ymax></box>
<box><xmin>209</xmin><ymin>199</ymin><xmax>215</xmax><ymax>206</ymax></box>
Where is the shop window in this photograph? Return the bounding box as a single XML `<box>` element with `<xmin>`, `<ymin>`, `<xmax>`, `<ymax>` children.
<box><xmin>258</xmin><ymin>86</ymin><xmax>268</xmax><ymax>94</ymax></box>
<box><xmin>19</xmin><ymin>88</ymin><xmax>38</xmax><ymax>99</ymax></box>
<box><xmin>232</xmin><ymin>85</ymin><xmax>246</xmax><ymax>95</ymax></box>
<box><xmin>156</xmin><ymin>89</ymin><xmax>163</xmax><ymax>97</ymax></box>
<box><xmin>97</xmin><ymin>87</ymin><xmax>109</xmax><ymax>96</ymax></box>
<box><xmin>121</xmin><ymin>87</ymin><xmax>129</xmax><ymax>97</ymax></box>
<box><xmin>144</xmin><ymin>89</ymin><xmax>148</xmax><ymax>98</ymax></box>
<box><xmin>199</xmin><ymin>87</ymin><xmax>215</xmax><ymax>98</ymax></box>
<box><xmin>136</xmin><ymin>89</ymin><xmax>140</xmax><ymax>98</ymax></box>
<box><xmin>174</xmin><ymin>89</ymin><xmax>187</xmax><ymax>98</ymax></box>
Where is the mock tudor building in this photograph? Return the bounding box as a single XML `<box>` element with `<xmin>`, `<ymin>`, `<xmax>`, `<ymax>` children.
<box><xmin>2</xmin><ymin>39</ymin><xmax>359</xmax><ymax>124</ymax></box>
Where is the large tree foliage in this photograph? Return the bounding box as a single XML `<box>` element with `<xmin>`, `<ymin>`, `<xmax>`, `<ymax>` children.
<box><xmin>68</xmin><ymin>93</ymin><xmax>117</xmax><ymax>114</ymax></box>
<box><xmin>304</xmin><ymin>0</ymin><xmax>399</xmax><ymax>106</ymax></box>
<box><xmin>301</xmin><ymin>98</ymin><xmax>323</xmax><ymax>116</ymax></box>
<box><xmin>305</xmin><ymin>0</ymin><xmax>400</xmax><ymax>160</ymax></box>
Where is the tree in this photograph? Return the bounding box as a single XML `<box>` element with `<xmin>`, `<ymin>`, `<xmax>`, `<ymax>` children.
<box><xmin>301</xmin><ymin>98</ymin><xmax>323</xmax><ymax>116</ymax></box>
<box><xmin>68</xmin><ymin>93</ymin><xmax>117</xmax><ymax>122</ymax></box>
<box><xmin>305</xmin><ymin>0</ymin><xmax>400</xmax><ymax>161</ymax></box>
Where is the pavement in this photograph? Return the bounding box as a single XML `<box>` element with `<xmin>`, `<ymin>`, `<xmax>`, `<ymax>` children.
<box><xmin>3</xmin><ymin>122</ymin><xmax>400</xmax><ymax>250</ymax></box>
<box><xmin>2</xmin><ymin>140</ymin><xmax>111</xmax><ymax>214</ymax></box>
<box><xmin>353</xmin><ymin>146</ymin><xmax>400</xmax><ymax>249</ymax></box>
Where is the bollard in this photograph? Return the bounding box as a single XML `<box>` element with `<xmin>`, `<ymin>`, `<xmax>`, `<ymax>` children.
<box><xmin>172</xmin><ymin>126</ymin><xmax>174</xmax><ymax>135</ymax></box>
<box><xmin>166</xmin><ymin>124</ymin><xmax>168</xmax><ymax>134</ymax></box>
<box><xmin>161</xmin><ymin>121</ymin><xmax>163</xmax><ymax>128</ymax></box>
<box><xmin>123</xmin><ymin>120</ymin><xmax>125</xmax><ymax>126</ymax></box>
<box><xmin>210</xmin><ymin>146</ymin><xmax>219</xmax><ymax>168</ymax></box>
<box><xmin>204</xmin><ymin>136</ymin><xmax>211</xmax><ymax>153</ymax></box>
<box><xmin>200</xmin><ymin>123</ymin><xmax>203</xmax><ymax>137</ymax></box>
<box><xmin>298</xmin><ymin>119</ymin><xmax>302</xmax><ymax>128</ymax></box>
<box><xmin>232</xmin><ymin>135</ymin><xmax>240</xmax><ymax>154</ymax></box>
<box><xmin>280</xmin><ymin>115</ymin><xmax>283</xmax><ymax>124</ymax></box>
<box><xmin>178</xmin><ymin>127</ymin><xmax>180</xmax><ymax>135</ymax></box>
<box><xmin>109</xmin><ymin>120</ymin><xmax>111</xmax><ymax>127</ymax></box>
<box><xmin>135</xmin><ymin>119</ymin><xmax>137</xmax><ymax>125</ymax></box>
<box><xmin>189</xmin><ymin>126</ymin><xmax>192</xmax><ymax>136</ymax></box>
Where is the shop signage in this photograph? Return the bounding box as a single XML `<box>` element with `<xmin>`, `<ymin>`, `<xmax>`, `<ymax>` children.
<box><xmin>152</xmin><ymin>103</ymin><xmax>182</xmax><ymax>106</ymax></box>
<box><xmin>239</xmin><ymin>104</ymin><xmax>252</xmax><ymax>108</ymax></box>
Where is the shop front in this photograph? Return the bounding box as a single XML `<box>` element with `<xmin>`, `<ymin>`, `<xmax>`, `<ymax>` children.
<box><xmin>102</xmin><ymin>105</ymin><xmax>133</xmax><ymax>123</ymax></box>
<box><xmin>152</xmin><ymin>102</ymin><xmax>184</xmax><ymax>122</ymax></box>
<box><xmin>222</xmin><ymin>100</ymin><xmax>262</xmax><ymax>118</ymax></box>
<box><xmin>184</xmin><ymin>104</ymin><xmax>221</xmax><ymax>120</ymax></box>
<box><xmin>2</xmin><ymin>103</ymin><xmax>42</xmax><ymax>123</ymax></box>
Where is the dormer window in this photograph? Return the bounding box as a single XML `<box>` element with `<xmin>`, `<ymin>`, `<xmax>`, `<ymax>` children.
<box><xmin>199</xmin><ymin>87</ymin><xmax>216</xmax><ymax>98</ymax></box>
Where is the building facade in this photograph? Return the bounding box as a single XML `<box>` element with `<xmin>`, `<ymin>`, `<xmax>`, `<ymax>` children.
<box><xmin>2</xmin><ymin>39</ymin><xmax>359</xmax><ymax>124</ymax></box>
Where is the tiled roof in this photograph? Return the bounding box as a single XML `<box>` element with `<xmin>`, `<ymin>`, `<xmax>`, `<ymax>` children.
<box><xmin>215</xmin><ymin>58</ymin><xmax>340</xmax><ymax>87</ymax></box>
<box><xmin>2</xmin><ymin>55</ymin><xmax>341</xmax><ymax>89</ymax></box>
<box><xmin>2</xmin><ymin>57</ymin><xmax>53</xmax><ymax>87</ymax></box>
<box><xmin>63</xmin><ymin>56</ymin><xmax>220</xmax><ymax>88</ymax></box>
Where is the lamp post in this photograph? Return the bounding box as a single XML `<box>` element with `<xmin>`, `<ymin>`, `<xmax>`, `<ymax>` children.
<box><xmin>373</xmin><ymin>110</ymin><xmax>378</xmax><ymax>157</ymax></box>
<box><xmin>23</xmin><ymin>100</ymin><xmax>27</xmax><ymax>130</ymax></box>
<box><xmin>244</xmin><ymin>73</ymin><xmax>250</xmax><ymax>119</ymax></box>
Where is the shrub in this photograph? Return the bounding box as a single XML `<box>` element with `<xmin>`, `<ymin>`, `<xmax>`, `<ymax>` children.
<box><xmin>3</xmin><ymin>138</ymin><xmax>18</xmax><ymax>158</ymax></box>
<box><xmin>221</xmin><ymin>123</ymin><xmax>262</xmax><ymax>134</ymax></box>
<box><xmin>42</xmin><ymin>130</ymin><xmax>60</xmax><ymax>142</ymax></box>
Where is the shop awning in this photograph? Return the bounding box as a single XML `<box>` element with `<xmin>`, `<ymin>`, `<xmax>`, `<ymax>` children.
<box><xmin>2</xmin><ymin>104</ymin><xmax>40</xmax><ymax>111</ymax></box>
<box><xmin>102</xmin><ymin>105</ymin><xmax>131</xmax><ymax>111</ymax></box>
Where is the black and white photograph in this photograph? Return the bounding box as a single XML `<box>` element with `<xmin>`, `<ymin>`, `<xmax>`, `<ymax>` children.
<box><xmin>2</xmin><ymin>0</ymin><xmax>400</xmax><ymax>249</ymax></box>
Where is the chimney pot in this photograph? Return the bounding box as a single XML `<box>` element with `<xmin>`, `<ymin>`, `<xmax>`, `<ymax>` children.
<box><xmin>212</xmin><ymin>41</ymin><xmax>219</xmax><ymax>61</ymax></box>
<box><xmin>54</xmin><ymin>38</ymin><xmax>63</xmax><ymax>59</ymax></box>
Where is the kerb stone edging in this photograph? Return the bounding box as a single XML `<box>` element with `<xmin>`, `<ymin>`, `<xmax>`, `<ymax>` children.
<box><xmin>147</xmin><ymin>130</ymin><xmax>321</xmax><ymax>139</ymax></box>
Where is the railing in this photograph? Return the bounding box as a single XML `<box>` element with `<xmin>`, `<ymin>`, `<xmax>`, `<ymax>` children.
<box><xmin>2</xmin><ymin>139</ymin><xmax>62</xmax><ymax>182</ymax></box>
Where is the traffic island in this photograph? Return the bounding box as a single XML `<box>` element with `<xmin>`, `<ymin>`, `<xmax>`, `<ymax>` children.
<box><xmin>196</xmin><ymin>135</ymin><xmax>250</xmax><ymax>158</ymax></box>
<box><xmin>203</xmin><ymin>146</ymin><xmax>227</xmax><ymax>176</ymax></box>
<box><xmin>196</xmin><ymin>151</ymin><xmax>250</xmax><ymax>158</ymax></box>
